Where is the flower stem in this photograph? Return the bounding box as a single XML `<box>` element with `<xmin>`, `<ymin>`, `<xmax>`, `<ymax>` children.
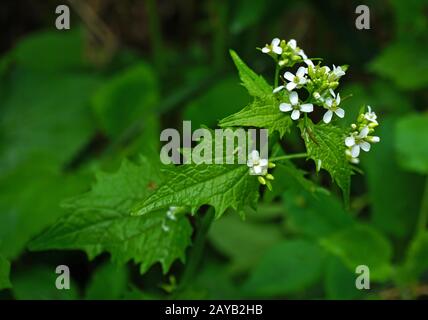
<box><xmin>270</xmin><ymin>153</ymin><xmax>308</xmax><ymax>162</ymax></box>
<box><xmin>274</xmin><ymin>62</ymin><xmax>280</xmax><ymax>88</ymax></box>
<box><xmin>416</xmin><ymin>177</ymin><xmax>428</xmax><ymax>236</ymax></box>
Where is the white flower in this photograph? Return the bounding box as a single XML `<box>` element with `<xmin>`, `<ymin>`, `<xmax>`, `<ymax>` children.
<box><xmin>323</xmin><ymin>89</ymin><xmax>345</xmax><ymax>123</ymax></box>
<box><xmin>332</xmin><ymin>64</ymin><xmax>345</xmax><ymax>79</ymax></box>
<box><xmin>247</xmin><ymin>150</ymin><xmax>268</xmax><ymax>175</ymax></box>
<box><xmin>166</xmin><ymin>206</ymin><xmax>177</xmax><ymax>220</ymax></box>
<box><xmin>346</xmin><ymin>149</ymin><xmax>360</xmax><ymax>164</ymax></box>
<box><xmin>288</xmin><ymin>39</ymin><xmax>297</xmax><ymax>50</ymax></box>
<box><xmin>364</xmin><ymin>106</ymin><xmax>378</xmax><ymax>125</ymax></box>
<box><xmin>282</xmin><ymin>66</ymin><xmax>307</xmax><ymax>91</ymax></box>
<box><xmin>279</xmin><ymin>91</ymin><xmax>313</xmax><ymax>120</ymax></box>
<box><xmin>298</xmin><ymin>49</ymin><xmax>314</xmax><ymax>67</ymax></box>
<box><xmin>262</xmin><ymin>38</ymin><xmax>282</xmax><ymax>55</ymax></box>
<box><xmin>345</xmin><ymin>126</ymin><xmax>380</xmax><ymax>158</ymax></box>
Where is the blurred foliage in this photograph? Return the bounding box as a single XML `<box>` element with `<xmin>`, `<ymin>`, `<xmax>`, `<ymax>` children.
<box><xmin>0</xmin><ymin>0</ymin><xmax>427</xmax><ymax>300</ymax></box>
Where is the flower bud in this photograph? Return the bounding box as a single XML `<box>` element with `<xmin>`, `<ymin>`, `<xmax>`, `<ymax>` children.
<box><xmin>258</xmin><ymin>176</ymin><xmax>266</xmax><ymax>185</ymax></box>
<box><xmin>266</xmin><ymin>174</ymin><xmax>274</xmax><ymax>180</ymax></box>
<box><xmin>268</xmin><ymin>162</ymin><xmax>276</xmax><ymax>168</ymax></box>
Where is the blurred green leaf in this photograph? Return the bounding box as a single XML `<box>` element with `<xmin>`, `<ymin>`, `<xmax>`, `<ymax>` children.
<box><xmin>243</xmin><ymin>240</ymin><xmax>324</xmax><ymax>297</ymax></box>
<box><xmin>183</xmin><ymin>76</ymin><xmax>249</xmax><ymax>128</ymax></box>
<box><xmin>219</xmin><ymin>97</ymin><xmax>293</xmax><ymax>137</ymax></box>
<box><xmin>299</xmin><ymin>119</ymin><xmax>352</xmax><ymax>204</ymax></box>
<box><xmin>402</xmin><ymin>232</ymin><xmax>428</xmax><ymax>281</ymax></box>
<box><xmin>324</xmin><ymin>256</ymin><xmax>365</xmax><ymax>300</ymax></box>
<box><xmin>12</xmin><ymin>265</ymin><xmax>78</xmax><ymax>300</ymax></box>
<box><xmin>369</xmin><ymin>41</ymin><xmax>428</xmax><ymax>90</ymax></box>
<box><xmin>30</xmin><ymin>158</ymin><xmax>192</xmax><ymax>274</ymax></box>
<box><xmin>231</xmin><ymin>0</ymin><xmax>269</xmax><ymax>33</ymax></box>
<box><xmin>229</xmin><ymin>50</ymin><xmax>272</xmax><ymax>98</ymax></box>
<box><xmin>0</xmin><ymin>70</ymin><xmax>100</xmax><ymax>175</ymax></box>
<box><xmin>390</xmin><ymin>0</ymin><xmax>428</xmax><ymax>39</ymax></box>
<box><xmin>92</xmin><ymin>63</ymin><xmax>159</xmax><ymax>137</ymax></box>
<box><xmin>85</xmin><ymin>262</ymin><xmax>128</xmax><ymax>300</ymax></box>
<box><xmin>320</xmin><ymin>224</ymin><xmax>393</xmax><ymax>281</ymax></box>
<box><xmin>363</xmin><ymin>117</ymin><xmax>424</xmax><ymax>238</ymax></box>
<box><xmin>395</xmin><ymin>113</ymin><xmax>428</xmax><ymax>174</ymax></box>
<box><xmin>10</xmin><ymin>29</ymin><xmax>86</xmax><ymax>72</ymax></box>
<box><xmin>283</xmin><ymin>189</ymin><xmax>354</xmax><ymax>238</ymax></box>
<box><xmin>209</xmin><ymin>213</ymin><xmax>282</xmax><ymax>272</ymax></box>
<box><xmin>0</xmin><ymin>254</ymin><xmax>11</xmax><ymax>290</ymax></box>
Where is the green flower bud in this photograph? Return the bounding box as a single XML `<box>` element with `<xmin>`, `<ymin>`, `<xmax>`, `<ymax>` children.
<box><xmin>258</xmin><ymin>176</ymin><xmax>266</xmax><ymax>185</ymax></box>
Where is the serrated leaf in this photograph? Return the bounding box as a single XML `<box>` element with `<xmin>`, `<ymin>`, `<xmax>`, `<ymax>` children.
<box><xmin>395</xmin><ymin>113</ymin><xmax>428</xmax><ymax>174</ymax></box>
<box><xmin>219</xmin><ymin>98</ymin><xmax>292</xmax><ymax>137</ymax></box>
<box><xmin>320</xmin><ymin>224</ymin><xmax>393</xmax><ymax>281</ymax></box>
<box><xmin>229</xmin><ymin>50</ymin><xmax>271</xmax><ymax>98</ymax></box>
<box><xmin>243</xmin><ymin>240</ymin><xmax>324</xmax><ymax>297</ymax></box>
<box><xmin>30</xmin><ymin>158</ymin><xmax>192</xmax><ymax>274</ymax></box>
<box><xmin>0</xmin><ymin>254</ymin><xmax>11</xmax><ymax>290</ymax></box>
<box><xmin>299</xmin><ymin>119</ymin><xmax>352</xmax><ymax>203</ymax></box>
<box><xmin>132</xmin><ymin>164</ymin><xmax>259</xmax><ymax>219</ymax></box>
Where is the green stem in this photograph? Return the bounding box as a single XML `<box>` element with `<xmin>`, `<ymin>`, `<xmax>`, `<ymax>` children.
<box><xmin>274</xmin><ymin>62</ymin><xmax>280</xmax><ymax>88</ymax></box>
<box><xmin>416</xmin><ymin>177</ymin><xmax>428</xmax><ymax>236</ymax></box>
<box><xmin>145</xmin><ymin>0</ymin><xmax>165</xmax><ymax>73</ymax></box>
<box><xmin>177</xmin><ymin>208</ymin><xmax>215</xmax><ymax>291</ymax></box>
<box><xmin>270</xmin><ymin>153</ymin><xmax>308</xmax><ymax>162</ymax></box>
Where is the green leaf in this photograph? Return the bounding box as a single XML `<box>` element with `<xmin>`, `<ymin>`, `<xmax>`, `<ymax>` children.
<box><xmin>320</xmin><ymin>224</ymin><xmax>393</xmax><ymax>281</ymax></box>
<box><xmin>132</xmin><ymin>164</ymin><xmax>259</xmax><ymax>219</ymax></box>
<box><xmin>395</xmin><ymin>113</ymin><xmax>428</xmax><ymax>174</ymax></box>
<box><xmin>208</xmin><ymin>213</ymin><xmax>282</xmax><ymax>272</ymax></box>
<box><xmin>183</xmin><ymin>76</ymin><xmax>250</xmax><ymax>128</ymax></box>
<box><xmin>324</xmin><ymin>256</ymin><xmax>365</xmax><ymax>300</ymax></box>
<box><xmin>369</xmin><ymin>40</ymin><xmax>428</xmax><ymax>90</ymax></box>
<box><xmin>10</xmin><ymin>29</ymin><xmax>87</xmax><ymax>72</ymax></box>
<box><xmin>282</xmin><ymin>189</ymin><xmax>354</xmax><ymax>238</ymax></box>
<box><xmin>30</xmin><ymin>158</ymin><xmax>192</xmax><ymax>274</ymax></box>
<box><xmin>363</xmin><ymin>117</ymin><xmax>424</xmax><ymax>238</ymax></box>
<box><xmin>402</xmin><ymin>232</ymin><xmax>428</xmax><ymax>281</ymax></box>
<box><xmin>299</xmin><ymin>119</ymin><xmax>352</xmax><ymax>203</ymax></box>
<box><xmin>229</xmin><ymin>50</ymin><xmax>271</xmax><ymax>98</ymax></box>
<box><xmin>92</xmin><ymin>63</ymin><xmax>159</xmax><ymax>137</ymax></box>
<box><xmin>219</xmin><ymin>98</ymin><xmax>292</xmax><ymax>137</ymax></box>
<box><xmin>0</xmin><ymin>254</ymin><xmax>11</xmax><ymax>290</ymax></box>
<box><xmin>243</xmin><ymin>240</ymin><xmax>324</xmax><ymax>297</ymax></box>
<box><xmin>12</xmin><ymin>265</ymin><xmax>78</xmax><ymax>300</ymax></box>
<box><xmin>85</xmin><ymin>262</ymin><xmax>128</xmax><ymax>300</ymax></box>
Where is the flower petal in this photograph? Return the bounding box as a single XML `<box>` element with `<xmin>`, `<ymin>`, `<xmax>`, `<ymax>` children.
<box><xmin>288</xmin><ymin>39</ymin><xmax>297</xmax><ymax>49</ymax></box>
<box><xmin>283</xmin><ymin>71</ymin><xmax>295</xmax><ymax>82</ymax></box>
<box><xmin>262</xmin><ymin>47</ymin><xmax>270</xmax><ymax>53</ymax></box>
<box><xmin>273</xmin><ymin>46</ymin><xmax>283</xmax><ymax>54</ymax></box>
<box><xmin>300</xmin><ymin>103</ymin><xmax>313</xmax><ymax>113</ymax></box>
<box><xmin>345</xmin><ymin>136</ymin><xmax>355</xmax><ymax>147</ymax></box>
<box><xmin>273</xmin><ymin>85</ymin><xmax>284</xmax><ymax>93</ymax></box>
<box><xmin>272</xmin><ymin>38</ymin><xmax>280</xmax><ymax>46</ymax></box>
<box><xmin>358</xmin><ymin>126</ymin><xmax>369</xmax><ymax>138</ymax></box>
<box><xmin>296</xmin><ymin>66</ymin><xmax>307</xmax><ymax>77</ymax></box>
<box><xmin>325</xmin><ymin>97</ymin><xmax>333</xmax><ymax>108</ymax></box>
<box><xmin>250</xmin><ymin>150</ymin><xmax>260</xmax><ymax>160</ymax></box>
<box><xmin>351</xmin><ymin>145</ymin><xmax>360</xmax><ymax>158</ymax></box>
<box><xmin>259</xmin><ymin>159</ymin><xmax>268</xmax><ymax>166</ymax></box>
<box><xmin>254</xmin><ymin>165</ymin><xmax>262</xmax><ymax>174</ymax></box>
<box><xmin>247</xmin><ymin>159</ymin><xmax>254</xmax><ymax>167</ymax></box>
<box><xmin>289</xmin><ymin>91</ymin><xmax>298</xmax><ymax>105</ymax></box>
<box><xmin>323</xmin><ymin>110</ymin><xmax>333</xmax><ymax>123</ymax></box>
<box><xmin>335</xmin><ymin>108</ymin><xmax>345</xmax><ymax>118</ymax></box>
<box><xmin>279</xmin><ymin>103</ymin><xmax>292</xmax><ymax>112</ymax></box>
<box><xmin>360</xmin><ymin>141</ymin><xmax>371</xmax><ymax>152</ymax></box>
<box><xmin>291</xmin><ymin>109</ymin><xmax>300</xmax><ymax>120</ymax></box>
<box><xmin>286</xmin><ymin>82</ymin><xmax>297</xmax><ymax>91</ymax></box>
<box><xmin>336</xmin><ymin>93</ymin><xmax>341</xmax><ymax>105</ymax></box>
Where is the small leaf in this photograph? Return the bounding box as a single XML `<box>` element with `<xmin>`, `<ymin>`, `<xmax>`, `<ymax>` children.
<box><xmin>219</xmin><ymin>98</ymin><xmax>292</xmax><ymax>137</ymax></box>
<box><xmin>243</xmin><ymin>240</ymin><xmax>324</xmax><ymax>297</ymax></box>
<box><xmin>132</xmin><ymin>164</ymin><xmax>259</xmax><ymax>219</ymax></box>
<box><xmin>395</xmin><ymin>113</ymin><xmax>428</xmax><ymax>174</ymax></box>
<box><xmin>229</xmin><ymin>50</ymin><xmax>272</xmax><ymax>98</ymax></box>
<box><xmin>299</xmin><ymin>119</ymin><xmax>352</xmax><ymax>203</ymax></box>
<box><xmin>0</xmin><ymin>254</ymin><xmax>11</xmax><ymax>290</ymax></box>
<box><xmin>30</xmin><ymin>158</ymin><xmax>192</xmax><ymax>274</ymax></box>
<box><xmin>320</xmin><ymin>224</ymin><xmax>393</xmax><ymax>281</ymax></box>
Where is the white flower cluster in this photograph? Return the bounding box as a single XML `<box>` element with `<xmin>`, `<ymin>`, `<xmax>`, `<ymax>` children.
<box><xmin>261</xmin><ymin>38</ymin><xmax>348</xmax><ymax>124</ymax></box>
<box><xmin>345</xmin><ymin>106</ymin><xmax>380</xmax><ymax>164</ymax></box>
<box><xmin>246</xmin><ymin>150</ymin><xmax>275</xmax><ymax>188</ymax></box>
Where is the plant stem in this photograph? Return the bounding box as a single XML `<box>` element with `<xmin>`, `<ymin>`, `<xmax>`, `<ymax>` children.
<box><xmin>274</xmin><ymin>62</ymin><xmax>280</xmax><ymax>88</ymax></box>
<box><xmin>177</xmin><ymin>208</ymin><xmax>215</xmax><ymax>291</ymax></box>
<box><xmin>416</xmin><ymin>177</ymin><xmax>428</xmax><ymax>236</ymax></box>
<box><xmin>270</xmin><ymin>153</ymin><xmax>308</xmax><ymax>162</ymax></box>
